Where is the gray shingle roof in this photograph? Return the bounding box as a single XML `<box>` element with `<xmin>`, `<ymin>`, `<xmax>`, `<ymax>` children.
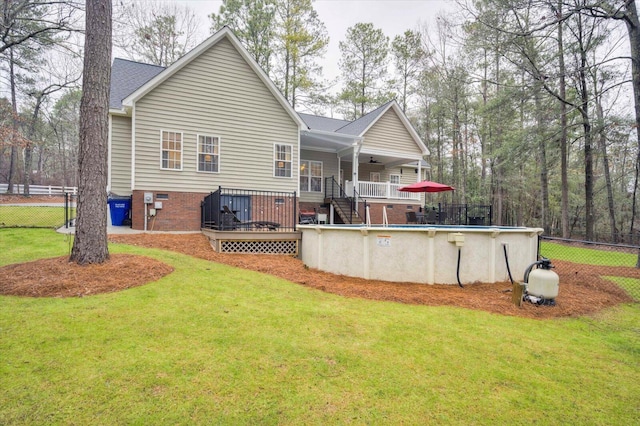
<box><xmin>109</xmin><ymin>58</ymin><xmax>165</xmax><ymax>109</ymax></box>
<box><xmin>299</xmin><ymin>100</ymin><xmax>395</xmax><ymax>136</ymax></box>
<box><xmin>334</xmin><ymin>100</ymin><xmax>394</xmax><ymax>136</ymax></box>
<box><xmin>298</xmin><ymin>112</ymin><xmax>350</xmax><ymax>132</ymax></box>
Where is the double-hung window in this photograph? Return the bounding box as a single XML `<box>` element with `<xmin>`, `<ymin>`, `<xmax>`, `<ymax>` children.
<box><xmin>161</xmin><ymin>131</ymin><xmax>182</xmax><ymax>170</ymax></box>
<box><xmin>300</xmin><ymin>160</ymin><xmax>323</xmax><ymax>192</ymax></box>
<box><xmin>198</xmin><ymin>135</ymin><xmax>220</xmax><ymax>173</ymax></box>
<box><xmin>274</xmin><ymin>144</ymin><xmax>292</xmax><ymax>177</ymax></box>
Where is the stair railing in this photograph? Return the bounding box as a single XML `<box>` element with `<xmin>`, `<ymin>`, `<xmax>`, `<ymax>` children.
<box><xmin>324</xmin><ymin>176</ymin><xmax>367</xmax><ymax>224</ymax></box>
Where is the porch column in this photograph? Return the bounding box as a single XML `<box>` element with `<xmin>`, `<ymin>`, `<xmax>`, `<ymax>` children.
<box><xmin>417</xmin><ymin>160</ymin><xmax>422</xmax><ymax>182</ymax></box>
<box><xmin>352</xmin><ymin>149</ymin><xmax>359</xmax><ymax>194</ymax></box>
<box><xmin>352</xmin><ymin>138</ymin><xmax>364</xmax><ymax>194</ymax></box>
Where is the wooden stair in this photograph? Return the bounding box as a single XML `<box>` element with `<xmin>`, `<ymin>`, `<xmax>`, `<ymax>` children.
<box><xmin>329</xmin><ymin>197</ymin><xmax>363</xmax><ymax>225</ymax></box>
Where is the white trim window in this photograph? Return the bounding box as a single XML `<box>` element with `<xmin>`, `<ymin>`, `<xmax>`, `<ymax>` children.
<box><xmin>300</xmin><ymin>160</ymin><xmax>323</xmax><ymax>192</ymax></box>
<box><xmin>161</xmin><ymin>130</ymin><xmax>183</xmax><ymax>170</ymax></box>
<box><xmin>274</xmin><ymin>144</ymin><xmax>292</xmax><ymax>177</ymax></box>
<box><xmin>390</xmin><ymin>174</ymin><xmax>401</xmax><ymax>184</ymax></box>
<box><xmin>197</xmin><ymin>135</ymin><xmax>220</xmax><ymax>173</ymax></box>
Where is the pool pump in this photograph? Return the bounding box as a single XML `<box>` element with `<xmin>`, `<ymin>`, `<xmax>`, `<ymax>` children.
<box><xmin>522</xmin><ymin>258</ymin><xmax>559</xmax><ymax>306</ymax></box>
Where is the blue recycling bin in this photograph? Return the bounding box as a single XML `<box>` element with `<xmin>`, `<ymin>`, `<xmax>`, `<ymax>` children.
<box><xmin>108</xmin><ymin>197</ymin><xmax>131</xmax><ymax>226</ymax></box>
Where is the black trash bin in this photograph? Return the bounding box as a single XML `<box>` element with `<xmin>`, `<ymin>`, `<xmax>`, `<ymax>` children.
<box><xmin>108</xmin><ymin>197</ymin><xmax>131</xmax><ymax>226</ymax></box>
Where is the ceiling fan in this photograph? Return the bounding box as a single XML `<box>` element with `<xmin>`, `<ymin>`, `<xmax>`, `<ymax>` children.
<box><xmin>369</xmin><ymin>156</ymin><xmax>381</xmax><ymax>164</ymax></box>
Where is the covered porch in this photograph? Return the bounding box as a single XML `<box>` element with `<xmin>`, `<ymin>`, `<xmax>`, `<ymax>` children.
<box><xmin>301</xmin><ymin>129</ymin><xmax>429</xmax><ymax>202</ymax></box>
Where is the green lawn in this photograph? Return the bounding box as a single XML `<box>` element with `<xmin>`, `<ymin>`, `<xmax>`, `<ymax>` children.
<box><xmin>0</xmin><ymin>205</ymin><xmax>74</xmax><ymax>228</ymax></box>
<box><xmin>1</xmin><ymin>229</ymin><xmax>639</xmax><ymax>425</ymax></box>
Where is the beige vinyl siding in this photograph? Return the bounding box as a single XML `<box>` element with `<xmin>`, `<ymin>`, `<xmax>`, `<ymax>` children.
<box><xmin>358</xmin><ymin>164</ymin><xmax>385</xmax><ymax>181</ymax></box>
<box><xmin>381</xmin><ymin>166</ymin><xmax>426</xmax><ymax>185</ymax></box>
<box><xmin>133</xmin><ymin>37</ymin><xmax>299</xmax><ymax>193</ymax></box>
<box><xmin>110</xmin><ymin>115</ymin><xmax>132</xmax><ymax>195</ymax></box>
<box><xmin>299</xmin><ymin>150</ymin><xmax>339</xmax><ymax>202</ymax></box>
<box><xmin>363</xmin><ymin>109</ymin><xmax>422</xmax><ymax>156</ymax></box>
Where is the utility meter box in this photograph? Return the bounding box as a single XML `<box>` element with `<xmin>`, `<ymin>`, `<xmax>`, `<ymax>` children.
<box><xmin>143</xmin><ymin>192</ymin><xmax>153</xmax><ymax>204</ymax></box>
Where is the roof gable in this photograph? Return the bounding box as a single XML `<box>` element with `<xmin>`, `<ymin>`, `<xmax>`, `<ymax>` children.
<box><xmin>335</xmin><ymin>101</ymin><xmax>394</xmax><ymax>136</ymax></box>
<box><xmin>363</xmin><ymin>101</ymin><xmax>428</xmax><ymax>155</ymax></box>
<box><xmin>300</xmin><ymin>100</ymin><xmax>428</xmax><ymax>155</ymax></box>
<box><xmin>116</xmin><ymin>27</ymin><xmax>306</xmax><ymax>129</ymax></box>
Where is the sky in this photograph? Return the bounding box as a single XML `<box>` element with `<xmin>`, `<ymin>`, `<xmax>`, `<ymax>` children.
<box><xmin>176</xmin><ymin>0</ymin><xmax>457</xmax><ymax>82</ymax></box>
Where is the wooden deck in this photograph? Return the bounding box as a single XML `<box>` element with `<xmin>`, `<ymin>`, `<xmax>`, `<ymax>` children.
<box><xmin>201</xmin><ymin>228</ymin><xmax>301</xmax><ymax>255</ymax></box>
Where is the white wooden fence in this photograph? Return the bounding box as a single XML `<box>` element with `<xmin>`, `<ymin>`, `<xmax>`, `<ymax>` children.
<box><xmin>0</xmin><ymin>184</ymin><xmax>78</xmax><ymax>195</ymax></box>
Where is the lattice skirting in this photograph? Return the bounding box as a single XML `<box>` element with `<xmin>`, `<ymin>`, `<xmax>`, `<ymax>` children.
<box><xmin>214</xmin><ymin>239</ymin><xmax>298</xmax><ymax>255</ymax></box>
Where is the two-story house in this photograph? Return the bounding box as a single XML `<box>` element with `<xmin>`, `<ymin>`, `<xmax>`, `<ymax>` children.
<box><xmin>108</xmin><ymin>27</ymin><xmax>429</xmax><ymax>233</ymax></box>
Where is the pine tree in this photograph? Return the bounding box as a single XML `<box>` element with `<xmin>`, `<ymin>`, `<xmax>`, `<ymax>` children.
<box><xmin>70</xmin><ymin>0</ymin><xmax>112</xmax><ymax>264</ymax></box>
<box><xmin>338</xmin><ymin>23</ymin><xmax>390</xmax><ymax>119</ymax></box>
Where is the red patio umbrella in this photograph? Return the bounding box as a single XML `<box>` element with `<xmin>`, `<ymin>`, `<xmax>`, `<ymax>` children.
<box><xmin>398</xmin><ymin>180</ymin><xmax>455</xmax><ymax>193</ymax></box>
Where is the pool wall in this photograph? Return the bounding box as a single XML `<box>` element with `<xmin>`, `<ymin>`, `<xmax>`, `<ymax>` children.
<box><xmin>299</xmin><ymin>225</ymin><xmax>543</xmax><ymax>285</ymax></box>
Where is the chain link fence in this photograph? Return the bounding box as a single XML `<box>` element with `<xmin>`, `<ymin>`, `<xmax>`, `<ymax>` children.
<box><xmin>0</xmin><ymin>193</ymin><xmax>76</xmax><ymax>229</ymax></box>
<box><xmin>539</xmin><ymin>236</ymin><xmax>640</xmax><ymax>302</ymax></box>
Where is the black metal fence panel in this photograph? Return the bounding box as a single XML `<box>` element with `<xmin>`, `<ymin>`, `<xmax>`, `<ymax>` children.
<box><xmin>423</xmin><ymin>203</ymin><xmax>493</xmax><ymax>226</ymax></box>
<box><xmin>201</xmin><ymin>187</ymin><xmax>297</xmax><ymax>232</ymax></box>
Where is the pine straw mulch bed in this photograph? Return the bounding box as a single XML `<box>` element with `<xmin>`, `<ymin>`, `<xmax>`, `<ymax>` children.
<box><xmin>1</xmin><ymin>233</ymin><xmax>637</xmax><ymax>319</ymax></box>
<box><xmin>0</xmin><ymin>254</ymin><xmax>174</xmax><ymax>298</ymax></box>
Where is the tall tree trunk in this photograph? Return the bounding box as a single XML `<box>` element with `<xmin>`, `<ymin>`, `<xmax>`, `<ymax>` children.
<box><xmin>594</xmin><ymin>76</ymin><xmax>618</xmax><ymax>242</ymax></box>
<box><xmin>579</xmin><ymin>76</ymin><xmax>594</xmax><ymax>241</ymax></box>
<box><xmin>493</xmin><ymin>46</ymin><xmax>504</xmax><ymax>225</ymax></box>
<box><xmin>70</xmin><ymin>0</ymin><xmax>112</xmax><ymax>264</ymax></box>
<box><xmin>480</xmin><ymin>48</ymin><xmax>488</xmax><ymax>185</ymax></box>
<box><xmin>576</xmin><ymin>14</ymin><xmax>594</xmax><ymax>241</ymax></box>
<box><xmin>452</xmin><ymin>83</ymin><xmax>460</xmax><ymax>193</ymax></box>
<box><xmin>8</xmin><ymin>48</ymin><xmax>19</xmax><ymax>194</ymax></box>
<box><xmin>558</xmin><ymin>0</ymin><xmax>570</xmax><ymax>238</ymax></box>
<box><xmin>23</xmin><ymin>97</ymin><xmax>43</xmax><ymax>197</ymax></box>
<box><xmin>436</xmin><ymin>112</ymin><xmax>443</xmax><ymax>184</ymax></box>
<box><xmin>625</xmin><ymin>0</ymin><xmax>640</xmax><ymax>238</ymax></box>
<box><xmin>536</xmin><ymin>87</ymin><xmax>550</xmax><ymax>234</ymax></box>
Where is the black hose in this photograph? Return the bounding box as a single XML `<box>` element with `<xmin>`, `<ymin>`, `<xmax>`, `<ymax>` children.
<box><xmin>523</xmin><ymin>260</ymin><xmax>544</xmax><ymax>284</ymax></box>
<box><xmin>456</xmin><ymin>248</ymin><xmax>464</xmax><ymax>288</ymax></box>
<box><xmin>503</xmin><ymin>244</ymin><xmax>514</xmax><ymax>285</ymax></box>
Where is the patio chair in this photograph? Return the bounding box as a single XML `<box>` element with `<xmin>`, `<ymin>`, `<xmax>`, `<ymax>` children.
<box><xmin>426</xmin><ymin>209</ymin><xmax>437</xmax><ymax>224</ymax></box>
<box><xmin>405</xmin><ymin>211</ymin><xmax>418</xmax><ymax>224</ymax></box>
<box><xmin>222</xmin><ymin>205</ymin><xmax>280</xmax><ymax>231</ymax></box>
<box><xmin>299</xmin><ymin>210</ymin><xmax>316</xmax><ymax>224</ymax></box>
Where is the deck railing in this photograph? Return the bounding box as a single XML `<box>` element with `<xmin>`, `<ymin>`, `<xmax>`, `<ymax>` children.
<box><xmin>347</xmin><ymin>181</ymin><xmax>420</xmax><ymax>200</ymax></box>
<box><xmin>201</xmin><ymin>187</ymin><xmax>297</xmax><ymax>232</ymax></box>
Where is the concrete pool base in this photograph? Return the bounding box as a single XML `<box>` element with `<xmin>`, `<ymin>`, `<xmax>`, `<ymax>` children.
<box><xmin>299</xmin><ymin>225</ymin><xmax>544</xmax><ymax>285</ymax></box>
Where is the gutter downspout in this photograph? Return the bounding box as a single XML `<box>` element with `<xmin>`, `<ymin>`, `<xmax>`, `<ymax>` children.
<box><xmin>107</xmin><ymin>114</ymin><xmax>112</xmax><ymax>193</ymax></box>
<box><xmin>130</xmin><ymin>103</ymin><xmax>136</xmax><ymax>193</ymax></box>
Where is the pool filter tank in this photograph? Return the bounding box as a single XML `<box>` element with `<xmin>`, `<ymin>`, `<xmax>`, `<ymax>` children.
<box><xmin>523</xmin><ymin>258</ymin><xmax>559</xmax><ymax>306</ymax></box>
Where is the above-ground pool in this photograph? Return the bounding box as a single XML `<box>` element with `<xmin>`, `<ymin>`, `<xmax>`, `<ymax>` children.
<box><xmin>299</xmin><ymin>224</ymin><xmax>543</xmax><ymax>285</ymax></box>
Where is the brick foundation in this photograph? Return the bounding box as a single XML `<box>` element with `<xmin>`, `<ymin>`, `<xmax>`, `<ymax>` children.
<box><xmin>365</xmin><ymin>202</ymin><xmax>420</xmax><ymax>224</ymax></box>
<box><xmin>131</xmin><ymin>190</ymin><xmax>206</xmax><ymax>231</ymax></box>
<box><xmin>130</xmin><ymin>192</ymin><xmax>420</xmax><ymax>230</ymax></box>
<box><xmin>299</xmin><ymin>201</ymin><xmax>420</xmax><ymax>225</ymax></box>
